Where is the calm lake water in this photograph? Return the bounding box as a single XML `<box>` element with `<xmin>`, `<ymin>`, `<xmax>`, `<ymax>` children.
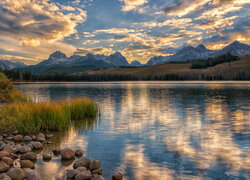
<box><xmin>15</xmin><ymin>81</ymin><xmax>250</xmax><ymax>180</ymax></box>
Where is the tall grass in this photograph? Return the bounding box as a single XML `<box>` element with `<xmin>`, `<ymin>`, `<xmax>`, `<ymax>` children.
<box><xmin>0</xmin><ymin>72</ymin><xmax>27</xmax><ymax>103</ymax></box>
<box><xmin>0</xmin><ymin>98</ymin><xmax>98</xmax><ymax>133</ymax></box>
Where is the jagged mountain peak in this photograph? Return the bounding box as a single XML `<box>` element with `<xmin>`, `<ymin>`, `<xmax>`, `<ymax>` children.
<box><xmin>130</xmin><ymin>60</ymin><xmax>142</xmax><ymax>66</ymax></box>
<box><xmin>49</xmin><ymin>51</ymin><xmax>67</xmax><ymax>59</ymax></box>
<box><xmin>196</xmin><ymin>44</ymin><xmax>207</xmax><ymax>51</ymax></box>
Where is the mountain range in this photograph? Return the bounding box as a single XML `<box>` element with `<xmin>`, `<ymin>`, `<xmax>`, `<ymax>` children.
<box><xmin>146</xmin><ymin>41</ymin><xmax>250</xmax><ymax>65</ymax></box>
<box><xmin>1</xmin><ymin>41</ymin><xmax>249</xmax><ymax>73</ymax></box>
<box><xmin>0</xmin><ymin>60</ymin><xmax>26</xmax><ymax>70</ymax></box>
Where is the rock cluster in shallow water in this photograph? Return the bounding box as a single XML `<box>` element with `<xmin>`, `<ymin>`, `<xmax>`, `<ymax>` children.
<box><xmin>0</xmin><ymin>131</ymin><xmax>123</xmax><ymax>180</ymax></box>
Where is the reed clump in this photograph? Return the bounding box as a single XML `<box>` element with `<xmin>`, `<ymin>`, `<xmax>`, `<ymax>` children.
<box><xmin>0</xmin><ymin>98</ymin><xmax>98</xmax><ymax>133</ymax></box>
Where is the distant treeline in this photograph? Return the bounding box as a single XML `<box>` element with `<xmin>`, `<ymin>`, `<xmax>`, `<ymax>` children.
<box><xmin>1</xmin><ymin>69</ymin><xmax>250</xmax><ymax>81</ymax></box>
<box><xmin>191</xmin><ymin>53</ymin><xmax>239</xmax><ymax>69</ymax></box>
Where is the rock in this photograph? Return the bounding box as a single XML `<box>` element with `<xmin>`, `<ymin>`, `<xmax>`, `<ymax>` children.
<box><xmin>13</xmin><ymin>135</ymin><xmax>23</xmax><ymax>142</ymax></box>
<box><xmin>31</xmin><ymin>136</ymin><xmax>36</xmax><ymax>141</ymax></box>
<box><xmin>93</xmin><ymin>176</ymin><xmax>105</xmax><ymax>180</ymax></box>
<box><xmin>2</xmin><ymin>157</ymin><xmax>13</xmax><ymax>166</ymax></box>
<box><xmin>10</xmin><ymin>153</ymin><xmax>18</xmax><ymax>160</ymax></box>
<box><xmin>24</xmin><ymin>169</ymin><xmax>39</xmax><ymax>180</ymax></box>
<box><xmin>52</xmin><ymin>148</ymin><xmax>61</xmax><ymax>156</ymax></box>
<box><xmin>27</xmin><ymin>143</ymin><xmax>33</xmax><ymax>150</ymax></box>
<box><xmin>20</xmin><ymin>146</ymin><xmax>31</xmax><ymax>153</ymax></box>
<box><xmin>24</xmin><ymin>136</ymin><xmax>32</xmax><ymax>141</ymax></box>
<box><xmin>75</xmin><ymin>149</ymin><xmax>83</xmax><ymax>157</ymax></box>
<box><xmin>3</xmin><ymin>145</ymin><xmax>16</xmax><ymax>154</ymax></box>
<box><xmin>76</xmin><ymin>167</ymin><xmax>87</xmax><ymax>172</ymax></box>
<box><xmin>73</xmin><ymin>158</ymin><xmax>91</xmax><ymax>169</ymax></box>
<box><xmin>61</xmin><ymin>159</ymin><xmax>74</xmax><ymax>166</ymax></box>
<box><xmin>61</xmin><ymin>148</ymin><xmax>75</xmax><ymax>160</ymax></box>
<box><xmin>20</xmin><ymin>160</ymin><xmax>35</xmax><ymax>169</ymax></box>
<box><xmin>45</xmin><ymin>134</ymin><xmax>53</xmax><ymax>139</ymax></box>
<box><xmin>46</xmin><ymin>141</ymin><xmax>52</xmax><ymax>145</ymax></box>
<box><xmin>20</xmin><ymin>152</ymin><xmax>37</xmax><ymax>161</ymax></box>
<box><xmin>31</xmin><ymin>142</ymin><xmax>43</xmax><ymax>150</ymax></box>
<box><xmin>36</xmin><ymin>133</ymin><xmax>45</xmax><ymax>142</ymax></box>
<box><xmin>0</xmin><ymin>162</ymin><xmax>10</xmax><ymax>173</ymax></box>
<box><xmin>0</xmin><ymin>151</ymin><xmax>10</xmax><ymax>160</ymax></box>
<box><xmin>15</xmin><ymin>144</ymin><xmax>22</xmax><ymax>152</ymax></box>
<box><xmin>12</xmin><ymin>131</ymin><xmax>18</xmax><ymax>135</ymax></box>
<box><xmin>6</xmin><ymin>137</ymin><xmax>13</xmax><ymax>141</ymax></box>
<box><xmin>42</xmin><ymin>153</ymin><xmax>52</xmax><ymax>160</ymax></box>
<box><xmin>66</xmin><ymin>169</ymin><xmax>80</xmax><ymax>179</ymax></box>
<box><xmin>7</xmin><ymin>168</ymin><xmax>25</xmax><ymax>180</ymax></box>
<box><xmin>75</xmin><ymin>171</ymin><xmax>92</xmax><ymax>180</ymax></box>
<box><xmin>112</xmin><ymin>172</ymin><xmax>123</xmax><ymax>180</ymax></box>
<box><xmin>91</xmin><ymin>168</ymin><xmax>102</xmax><ymax>175</ymax></box>
<box><xmin>0</xmin><ymin>173</ymin><xmax>11</xmax><ymax>180</ymax></box>
<box><xmin>0</xmin><ymin>136</ymin><xmax>3</xmax><ymax>141</ymax></box>
<box><xmin>90</xmin><ymin>160</ymin><xmax>101</xmax><ymax>171</ymax></box>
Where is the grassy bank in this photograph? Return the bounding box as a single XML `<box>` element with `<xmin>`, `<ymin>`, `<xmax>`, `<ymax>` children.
<box><xmin>0</xmin><ymin>98</ymin><xmax>98</xmax><ymax>133</ymax></box>
<box><xmin>0</xmin><ymin>72</ymin><xmax>98</xmax><ymax>133</ymax></box>
<box><xmin>0</xmin><ymin>72</ymin><xmax>27</xmax><ymax>103</ymax></box>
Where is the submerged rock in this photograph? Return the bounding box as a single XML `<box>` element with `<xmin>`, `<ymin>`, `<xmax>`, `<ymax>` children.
<box><xmin>7</xmin><ymin>167</ymin><xmax>25</xmax><ymax>180</ymax></box>
<box><xmin>112</xmin><ymin>172</ymin><xmax>123</xmax><ymax>180</ymax></box>
<box><xmin>61</xmin><ymin>148</ymin><xmax>75</xmax><ymax>160</ymax></box>
<box><xmin>0</xmin><ymin>161</ymin><xmax>10</xmax><ymax>173</ymax></box>
<box><xmin>73</xmin><ymin>158</ymin><xmax>91</xmax><ymax>169</ymax></box>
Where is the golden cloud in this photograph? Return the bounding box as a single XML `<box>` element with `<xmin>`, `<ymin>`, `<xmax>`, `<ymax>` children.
<box><xmin>120</xmin><ymin>0</ymin><xmax>148</xmax><ymax>12</ymax></box>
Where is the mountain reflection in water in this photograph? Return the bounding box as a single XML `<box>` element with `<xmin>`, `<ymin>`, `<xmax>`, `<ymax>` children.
<box><xmin>15</xmin><ymin>81</ymin><xmax>250</xmax><ymax>180</ymax></box>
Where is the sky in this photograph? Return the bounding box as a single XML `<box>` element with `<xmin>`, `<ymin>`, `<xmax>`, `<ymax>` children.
<box><xmin>0</xmin><ymin>0</ymin><xmax>249</xmax><ymax>65</ymax></box>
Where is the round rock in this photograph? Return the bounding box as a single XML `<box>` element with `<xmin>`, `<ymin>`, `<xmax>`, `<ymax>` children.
<box><xmin>31</xmin><ymin>142</ymin><xmax>43</xmax><ymax>150</ymax></box>
<box><xmin>52</xmin><ymin>148</ymin><xmax>62</xmax><ymax>156</ymax></box>
<box><xmin>20</xmin><ymin>146</ymin><xmax>32</xmax><ymax>153</ymax></box>
<box><xmin>91</xmin><ymin>168</ymin><xmax>103</xmax><ymax>175</ymax></box>
<box><xmin>13</xmin><ymin>135</ymin><xmax>23</xmax><ymax>142</ymax></box>
<box><xmin>93</xmin><ymin>176</ymin><xmax>105</xmax><ymax>180</ymax></box>
<box><xmin>24</xmin><ymin>168</ymin><xmax>39</xmax><ymax>180</ymax></box>
<box><xmin>75</xmin><ymin>171</ymin><xmax>92</xmax><ymax>180</ymax></box>
<box><xmin>43</xmin><ymin>153</ymin><xmax>52</xmax><ymax>160</ymax></box>
<box><xmin>66</xmin><ymin>169</ymin><xmax>80</xmax><ymax>179</ymax></box>
<box><xmin>73</xmin><ymin>158</ymin><xmax>91</xmax><ymax>169</ymax></box>
<box><xmin>7</xmin><ymin>167</ymin><xmax>25</xmax><ymax>180</ymax></box>
<box><xmin>76</xmin><ymin>167</ymin><xmax>87</xmax><ymax>172</ymax></box>
<box><xmin>2</xmin><ymin>157</ymin><xmax>13</xmax><ymax>166</ymax></box>
<box><xmin>0</xmin><ymin>161</ymin><xmax>10</xmax><ymax>173</ymax></box>
<box><xmin>75</xmin><ymin>149</ymin><xmax>83</xmax><ymax>157</ymax></box>
<box><xmin>24</xmin><ymin>136</ymin><xmax>32</xmax><ymax>141</ymax></box>
<box><xmin>90</xmin><ymin>160</ymin><xmax>101</xmax><ymax>171</ymax></box>
<box><xmin>20</xmin><ymin>152</ymin><xmax>37</xmax><ymax>161</ymax></box>
<box><xmin>61</xmin><ymin>148</ymin><xmax>75</xmax><ymax>160</ymax></box>
<box><xmin>112</xmin><ymin>172</ymin><xmax>123</xmax><ymax>180</ymax></box>
<box><xmin>0</xmin><ymin>150</ymin><xmax>10</xmax><ymax>160</ymax></box>
<box><xmin>20</xmin><ymin>160</ymin><xmax>35</xmax><ymax>169</ymax></box>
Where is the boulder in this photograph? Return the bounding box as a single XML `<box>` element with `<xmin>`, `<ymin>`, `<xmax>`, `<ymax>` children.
<box><xmin>20</xmin><ymin>160</ymin><xmax>35</xmax><ymax>169</ymax></box>
<box><xmin>0</xmin><ymin>150</ymin><xmax>10</xmax><ymax>160</ymax></box>
<box><xmin>20</xmin><ymin>146</ymin><xmax>32</xmax><ymax>153</ymax></box>
<box><xmin>20</xmin><ymin>152</ymin><xmax>37</xmax><ymax>161</ymax></box>
<box><xmin>66</xmin><ymin>169</ymin><xmax>80</xmax><ymax>179</ymax></box>
<box><xmin>0</xmin><ymin>173</ymin><xmax>11</xmax><ymax>180</ymax></box>
<box><xmin>7</xmin><ymin>168</ymin><xmax>25</xmax><ymax>180</ymax></box>
<box><xmin>61</xmin><ymin>148</ymin><xmax>75</xmax><ymax>160</ymax></box>
<box><xmin>73</xmin><ymin>158</ymin><xmax>91</xmax><ymax>169</ymax></box>
<box><xmin>52</xmin><ymin>148</ymin><xmax>62</xmax><ymax>156</ymax></box>
<box><xmin>24</xmin><ymin>169</ymin><xmax>39</xmax><ymax>180</ymax></box>
<box><xmin>112</xmin><ymin>172</ymin><xmax>123</xmax><ymax>180</ymax></box>
<box><xmin>42</xmin><ymin>153</ymin><xmax>52</xmax><ymax>160</ymax></box>
<box><xmin>91</xmin><ymin>168</ymin><xmax>102</xmax><ymax>175</ymax></box>
<box><xmin>75</xmin><ymin>149</ymin><xmax>84</xmax><ymax>157</ymax></box>
<box><xmin>93</xmin><ymin>176</ymin><xmax>105</xmax><ymax>180</ymax></box>
<box><xmin>76</xmin><ymin>167</ymin><xmax>87</xmax><ymax>172</ymax></box>
<box><xmin>90</xmin><ymin>160</ymin><xmax>101</xmax><ymax>171</ymax></box>
<box><xmin>13</xmin><ymin>135</ymin><xmax>23</xmax><ymax>142</ymax></box>
<box><xmin>2</xmin><ymin>157</ymin><xmax>13</xmax><ymax>166</ymax></box>
<box><xmin>75</xmin><ymin>171</ymin><xmax>92</xmax><ymax>180</ymax></box>
<box><xmin>24</xmin><ymin>136</ymin><xmax>32</xmax><ymax>141</ymax></box>
<box><xmin>0</xmin><ymin>161</ymin><xmax>10</xmax><ymax>173</ymax></box>
<box><xmin>31</xmin><ymin>142</ymin><xmax>43</xmax><ymax>150</ymax></box>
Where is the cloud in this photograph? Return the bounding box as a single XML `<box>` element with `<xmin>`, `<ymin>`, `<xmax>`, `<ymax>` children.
<box><xmin>163</xmin><ymin>0</ymin><xmax>210</xmax><ymax>17</ymax></box>
<box><xmin>94</xmin><ymin>28</ymin><xmax>135</xmax><ymax>34</ymax></box>
<box><xmin>0</xmin><ymin>54</ymin><xmax>38</xmax><ymax>65</ymax></box>
<box><xmin>74</xmin><ymin>47</ymin><xmax>115</xmax><ymax>56</ymax></box>
<box><xmin>0</xmin><ymin>0</ymin><xmax>87</xmax><ymax>47</ymax></box>
<box><xmin>120</xmin><ymin>0</ymin><xmax>148</xmax><ymax>12</ymax></box>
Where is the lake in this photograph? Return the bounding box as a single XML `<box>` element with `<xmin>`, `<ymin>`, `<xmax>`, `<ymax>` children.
<box><xmin>15</xmin><ymin>81</ymin><xmax>250</xmax><ymax>180</ymax></box>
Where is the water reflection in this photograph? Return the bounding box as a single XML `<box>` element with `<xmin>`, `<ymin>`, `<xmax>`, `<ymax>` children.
<box><xmin>15</xmin><ymin>82</ymin><xmax>250</xmax><ymax>180</ymax></box>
